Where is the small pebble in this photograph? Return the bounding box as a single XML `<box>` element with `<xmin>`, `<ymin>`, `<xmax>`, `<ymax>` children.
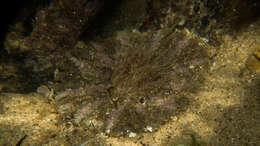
<box><xmin>129</xmin><ymin>132</ymin><xmax>136</xmax><ymax>138</ymax></box>
<box><xmin>176</xmin><ymin>144</ymin><xmax>186</xmax><ymax>146</ymax></box>
<box><xmin>37</xmin><ymin>85</ymin><xmax>51</xmax><ymax>97</ymax></box>
<box><xmin>178</xmin><ymin>19</ymin><xmax>185</xmax><ymax>26</ymax></box>
<box><xmin>146</xmin><ymin>126</ymin><xmax>153</xmax><ymax>132</ymax></box>
<box><xmin>106</xmin><ymin>129</ymin><xmax>110</xmax><ymax>134</ymax></box>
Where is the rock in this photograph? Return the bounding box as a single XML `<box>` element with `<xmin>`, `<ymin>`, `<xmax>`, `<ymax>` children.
<box><xmin>37</xmin><ymin>85</ymin><xmax>53</xmax><ymax>98</ymax></box>
<box><xmin>129</xmin><ymin>132</ymin><xmax>137</xmax><ymax>138</ymax></box>
<box><xmin>247</xmin><ymin>47</ymin><xmax>260</xmax><ymax>72</ymax></box>
<box><xmin>146</xmin><ymin>126</ymin><xmax>153</xmax><ymax>133</ymax></box>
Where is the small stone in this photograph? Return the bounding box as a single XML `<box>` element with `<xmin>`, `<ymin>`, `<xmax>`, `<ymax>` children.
<box><xmin>106</xmin><ymin>129</ymin><xmax>110</xmax><ymax>134</ymax></box>
<box><xmin>247</xmin><ymin>55</ymin><xmax>260</xmax><ymax>72</ymax></box>
<box><xmin>37</xmin><ymin>85</ymin><xmax>51</xmax><ymax>97</ymax></box>
<box><xmin>178</xmin><ymin>19</ymin><xmax>185</xmax><ymax>26</ymax></box>
<box><xmin>189</xmin><ymin>65</ymin><xmax>195</xmax><ymax>69</ymax></box>
<box><xmin>146</xmin><ymin>126</ymin><xmax>153</xmax><ymax>132</ymax></box>
<box><xmin>129</xmin><ymin>132</ymin><xmax>136</xmax><ymax>138</ymax></box>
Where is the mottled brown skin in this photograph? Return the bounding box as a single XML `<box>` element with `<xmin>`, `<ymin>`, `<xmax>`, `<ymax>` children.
<box><xmin>54</xmin><ymin>28</ymin><xmax>211</xmax><ymax>136</ymax></box>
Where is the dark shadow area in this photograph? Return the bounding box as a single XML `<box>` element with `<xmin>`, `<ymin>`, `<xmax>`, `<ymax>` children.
<box><xmin>0</xmin><ymin>0</ymin><xmax>52</xmax><ymax>53</ymax></box>
<box><xmin>182</xmin><ymin>74</ymin><xmax>260</xmax><ymax>146</ymax></box>
<box><xmin>157</xmin><ymin>72</ymin><xmax>259</xmax><ymax>145</ymax></box>
<box><xmin>227</xmin><ymin>0</ymin><xmax>260</xmax><ymax>33</ymax></box>
<box><xmin>82</xmin><ymin>0</ymin><xmax>123</xmax><ymax>37</ymax></box>
<box><xmin>209</xmin><ymin>75</ymin><xmax>259</xmax><ymax>145</ymax></box>
<box><xmin>207</xmin><ymin>77</ymin><xmax>259</xmax><ymax>145</ymax></box>
<box><xmin>0</xmin><ymin>0</ymin><xmax>22</xmax><ymax>60</ymax></box>
<box><xmin>0</xmin><ymin>0</ymin><xmax>22</xmax><ymax>48</ymax></box>
<box><xmin>161</xmin><ymin>130</ymin><xmax>208</xmax><ymax>146</ymax></box>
